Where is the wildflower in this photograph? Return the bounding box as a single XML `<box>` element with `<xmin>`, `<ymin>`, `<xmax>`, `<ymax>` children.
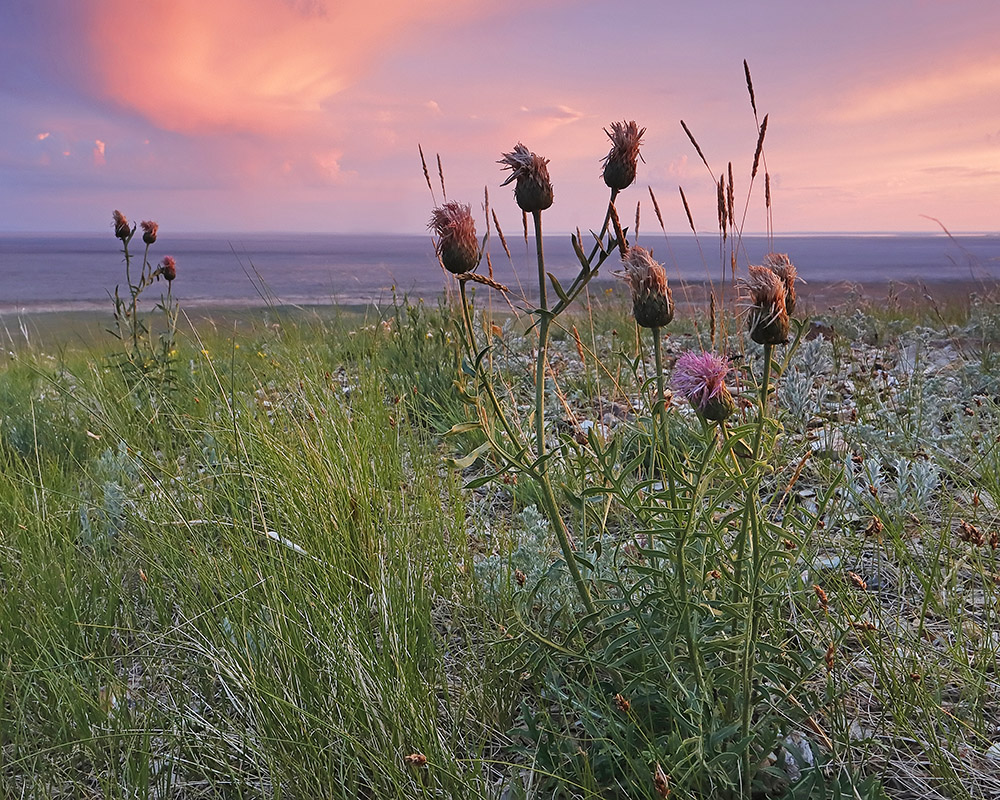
<box><xmin>847</xmin><ymin>571</ymin><xmax>867</xmax><ymax>590</ymax></box>
<box><xmin>744</xmin><ymin>263</ymin><xmax>789</xmax><ymax>345</ymax></box>
<box><xmin>616</xmin><ymin>246</ymin><xmax>673</xmax><ymax>329</ymax></box>
<box><xmin>653</xmin><ymin>763</ymin><xmax>671</xmax><ymax>798</ymax></box>
<box><xmin>764</xmin><ymin>252</ymin><xmax>798</xmax><ymax>316</ymax></box>
<box><xmin>499</xmin><ymin>143</ymin><xmax>553</xmax><ymax>213</ymax></box>
<box><xmin>428</xmin><ymin>202</ymin><xmax>480</xmax><ymax>275</ymax></box>
<box><xmin>404</xmin><ymin>753</ymin><xmax>427</xmax><ymax>767</ymax></box>
<box><xmin>159</xmin><ymin>255</ymin><xmax>177</xmax><ymax>282</ymax></box>
<box><xmin>813</xmin><ymin>584</ymin><xmax>829</xmax><ymax>611</ymax></box>
<box><xmin>613</xmin><ymin>693</ymin><xmax>631</xmax><ymax>712</ymax></box>
<box><xmin>112</xmin><ymin>210</ymin><xmax>131</xmax><ymax>240</ymax></box>
<box><xmin>140</xmin><ymin>220</ymin><xmax>158</xmax><ymax>245</ymax></box>
<box><xmin>672</xmin><ymin>351</ymin><xmax>735</xmax><ymax>422</ymax></box>
<box><xmin>602</xmin><ymin>120</ymin><xmax>645</xmax><ymax>191</ymax></box>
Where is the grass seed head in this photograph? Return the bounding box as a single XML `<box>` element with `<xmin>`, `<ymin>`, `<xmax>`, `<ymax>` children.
<box><xmin>140</xmin><ymin>220</ymin><xmax>158</xmax><ymax>245</ymax></box>
<box><xmin>602</xmin><ymin>120</ymin><xmax>645</xmax><ymax>191</ymax></box>
<box><xmin>616</xmin><ymin>245</ymin><xmax>673</xmax><ymax>329</ymax></box>
<box><xmin>672</xmin><ymin>351</ymin><xmax>736</xmax><ymax>422</ymax></box>
<box><xmin>744</xmin><ymin>263</ymin><xmax>789</xmax><ymax>344</ymax></box>
<box><xmin>428</xmin><ymin>202</ymin><xmax>480</xmax><ymax>275</ymax></box>
<box><xmin>499</xmin><ymin>143</ymin><xmax>553</xmax><ymax>213</ymax></box>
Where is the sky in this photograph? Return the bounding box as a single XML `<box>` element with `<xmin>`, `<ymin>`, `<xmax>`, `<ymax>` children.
<box><xmin>2</xmin><ymin>0</ymin><xmax>999</xmax><ymax>235</ymax></box>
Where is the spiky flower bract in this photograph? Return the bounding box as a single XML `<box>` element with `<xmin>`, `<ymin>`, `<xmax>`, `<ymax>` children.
<box><xmin>159</xmin><ymin>256</ymin><xmax>176</xmax><ymax>282</ymax></box>
<box><xmin>602</xmin><ymin>120</ymin><xmax>645</xmax><ymax>191</ymax></box>
<box><xmin>428</xmin><ymin>202</ymin><xmax>480</xmax><ymax>275</ymax></box>
<box><xmin>498</xmin><ymin>143</ymin><xmax>553</xmax><ymax>213</ymax></box>
<box><xmin>616</xmin><ymin>246</ymin><xmax>673</xmax><ymax>329</ymax></box>
<box><xmin>112</xmin><ymin>210</ymin><xmax>131</xmax><ymax>241</ymax></box>
<box><xmin>745</xmin><ymin>263</ymin><xmax>789</xmax><ymax>345</ymax></box>
<box><xmin>764</xmin><ymin>252</ymin><xmax>797</xmax><ymax>316</ymax></box>
<box><xmin>141</xmin><ymin>220</ymin><xmax>158</xmax><ymax>245</ymax></box>
<box><xmin>672</xmin><ymin>351</ymin><xmax>736</xmax><ymax>422</ymax></box>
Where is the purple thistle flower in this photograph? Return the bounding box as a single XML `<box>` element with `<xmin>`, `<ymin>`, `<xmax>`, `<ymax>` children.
<box><xmin>498</xmin><ymin>143</ymin><xmax>553</xmax><ymax>213</ymax></box>
<box><xmin>602</xmin><ymin>120</ymin><xmax>645</xmax><ymax>192</ymax></box>
<box><xmin>672</xmin><ymin>351</ymin><xmax>736</xmax><ymax>422</ymax></box>
<box><xmin>428</xmin><ymin>202</ymin><xmax>480</xmax><ymax>275</ymax></box>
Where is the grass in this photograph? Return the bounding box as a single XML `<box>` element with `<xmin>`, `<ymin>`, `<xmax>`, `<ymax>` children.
<box><xmin>0</xmin><ymin>285</ymin><xmax>997</xmax><ymax>798</ymax></box>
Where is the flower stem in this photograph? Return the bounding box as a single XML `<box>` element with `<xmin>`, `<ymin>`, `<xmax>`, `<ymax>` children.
<box><xmin>531</xmin><ymin>208</ymin><xmax>597</xmax><ymax>618</ymax></box>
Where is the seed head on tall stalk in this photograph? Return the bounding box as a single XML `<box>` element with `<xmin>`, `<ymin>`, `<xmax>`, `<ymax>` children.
<box><xmin>497</xmin><ymin>143</ymin><xmax>598</xmax><ymax>617</ymax></box>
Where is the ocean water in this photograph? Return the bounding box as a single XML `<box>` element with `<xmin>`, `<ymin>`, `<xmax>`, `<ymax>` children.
<box><xmin>0</xmin><ymin>232</ymin><xmax>998</xmax><ymax>313</ymax></box>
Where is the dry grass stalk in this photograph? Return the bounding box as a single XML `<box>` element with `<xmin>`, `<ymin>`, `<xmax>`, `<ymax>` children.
<box><xmin>710</xmin><ymin>291</ymin><xmax>716</xmax><ymax>349</ymax></box>
<box><xmin>491</xmin><ymin>210</ymin><xmax>511</xmax><ymax>261</ymax></box>
<box><xmin>752</xmin><ymin>115</ymin><xmax>769</xmax><ymax>179</ymax></box>
<box><xmin>648</xmin><ymin>186</ymin><xmax>665</xmax><ymax>231</ymax></box>
<box><xmin>717</xmin><ymin>177</ymin><xmax>727</xmax><ymax>238</ymax></box>
<box><xmin>609</xmin><ymin>203</ymin><xmax>628</xmax><ymax>256</ymax></box>
<box><xmin>681</xmin><ymin>119</ymin><xmax>712</xmax><ymax>176</ymax></box>
<box><xmin>679</xmin><ymin>186</ymin><xmax>696</xmax><ymax>233</ymax></box>
<box><xmin>634</xmin><ymin>200</ymin><xmax>641</xmax><ymax>241</ymax></box>
<box><xmin>418</xmin><ymin>144</ymin><xmax>436</xmax><ymax>204</ymax></box>
<box><xmin>437</xmin><ymin>153</ymin><xmax>447</xmax><ymax>200</ymax></box>
<box><xmin>744</xmin><ymin>59</ymin><xmax>757</xmax><ymax>117</ymax></box>
<box><xmin>458</xmin><ymin>272</ymin><xmax>509</xmax><ymax>293</ymax></box>
<box><xmin>727</xmin><ymin>162</ymin><xmax>735</xmax><ymax>225</ymax></box>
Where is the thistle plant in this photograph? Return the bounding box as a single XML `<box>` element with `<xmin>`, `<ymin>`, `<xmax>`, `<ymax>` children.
<box><xmin>429</xmin><ymin>85</ymin><xmax>846</xmax><ymax>796</ymax></box>
<box><xmin>108</xmin><ymin>210</ymin><xmax>180</xmax><ymax>398</ymax></box>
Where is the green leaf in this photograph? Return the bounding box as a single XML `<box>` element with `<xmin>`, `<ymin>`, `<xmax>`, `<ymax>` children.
<box><xmin>547</xmin><ymin>272</ymin><xmax>570</xmax><ymax>304</ymax></box>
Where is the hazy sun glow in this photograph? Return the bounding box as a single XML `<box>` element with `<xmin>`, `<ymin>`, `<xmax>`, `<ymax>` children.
<box><xmin>2</xmin><ymin>0</ymin><xmax>999</xmax><ymax>233</ymax></box>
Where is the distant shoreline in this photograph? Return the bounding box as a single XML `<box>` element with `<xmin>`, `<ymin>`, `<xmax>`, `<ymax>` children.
<box><xmin>3</xmin><ymin>277</ymin><xmax>994</xmax><ymax>347</ymax></box>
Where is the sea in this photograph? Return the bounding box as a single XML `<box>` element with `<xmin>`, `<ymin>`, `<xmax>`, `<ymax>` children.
<box><xmin>1</xmin><ymin>232</ymin><xmax>998</xmax><ymax>314</ymax></box>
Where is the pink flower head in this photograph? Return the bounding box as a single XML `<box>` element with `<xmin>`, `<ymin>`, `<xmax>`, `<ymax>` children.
<box><xmin>498</xmin><ymin>143</ymin><xmax>553</xmax><ymax>213</ymax></box>
<box><xmin>112</xmin><ymin>210</ymin><xmax>130</xmax><ymax>241</ymax></box>
<box><xmin>602</xmin><ymin>120</ymin><xmax>645</xmax><ymax>192</ymax></box>
<box><xmin>672</xmin><ymin>351</ymin><xmax>736</xmax><ymax>422</ymax></box>
<box><xmin>744</xmin><ymin>263</ymin><xmax>789</xmax><ymax>345</ymax></box>
<box><xmin>159</xmin><ymin>255</ymin><xmax>176</xmax><ymax>282</ymax></box>
<box><xmin>140</xmin><ymin>220</ymin><xmax>158</xmax><ymax>245</ymax></box>
<box><xmin>428</xmin><ymin>202</ymin><xmax>480</xmax><ymax>275</ymax></box>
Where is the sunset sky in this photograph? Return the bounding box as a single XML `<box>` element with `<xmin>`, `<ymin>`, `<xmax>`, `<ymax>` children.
<box><xmin>2</xmin><ymin>0</ymin><xmax>999</xmax><ymax>235</ymax></box>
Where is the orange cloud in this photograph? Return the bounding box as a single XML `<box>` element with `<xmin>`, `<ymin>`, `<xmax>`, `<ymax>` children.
<box><xmin>85</xmin><ymin>0</ymin><xmax>485</xmax><ymax>136</ymax></box>
<box><xmin>830</xmin><ymin>56</ymin><xmax>1000</xmax><ymax>123</ymax></box>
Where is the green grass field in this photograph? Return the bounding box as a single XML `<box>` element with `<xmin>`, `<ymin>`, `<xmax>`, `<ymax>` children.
<box><xmin>1</xmin><ymin>285</ymin><xmax>999</xmax><ymax>799</ymax></box>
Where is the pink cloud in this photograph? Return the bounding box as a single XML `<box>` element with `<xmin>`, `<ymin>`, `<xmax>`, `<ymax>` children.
<box><xmin>84</xmin><ymin>0</ymin><xmax>491</xmax><ymax>136</ymax></box>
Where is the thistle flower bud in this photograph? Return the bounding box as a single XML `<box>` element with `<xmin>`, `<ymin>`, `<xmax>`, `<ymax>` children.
<box><xmin>498</xmin><ymin>143</ymin><xmax>553</xmax><ymax>213</ymax></box>
<box><xmin>141</xmin><ymin>220</ymin><xmax>158</xmax><ymax>245</ymax></box>
<box><xmin>744</xmin><ymin>263</ymin><xmax>789</xmax><ymax>345</ymax></box>
<box><xmin>428</xmin><ymin>202</ymin><xmax>480</xmax><ymax>275</ymax></box>
<box><xmin>672</xmin><ymin>351</ymin><xmax>736</xmax><ymax>422</ymax></box>
<box><xmin>616</xmin><ymin>246</ymin><xmax>673</xmax><ymax>329</ymax></box>
<box><xmin>764</xmin><ymin>252</ymin><xmax>797</xmax><ymax>317</ymax></box>
<box><xmin>160</xmin><ymin>255</ymin><xmax>177</xmax><ymax>282</ymax></box>
<box><xmin>601</xmin><ymin>120</ymin><xmax>645</xmax><ymax>192</ymax></box>
<box><xmin>112</xmin><ymin>210</ymin><xmax>131</xmax><ymax>241</ymax></box>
